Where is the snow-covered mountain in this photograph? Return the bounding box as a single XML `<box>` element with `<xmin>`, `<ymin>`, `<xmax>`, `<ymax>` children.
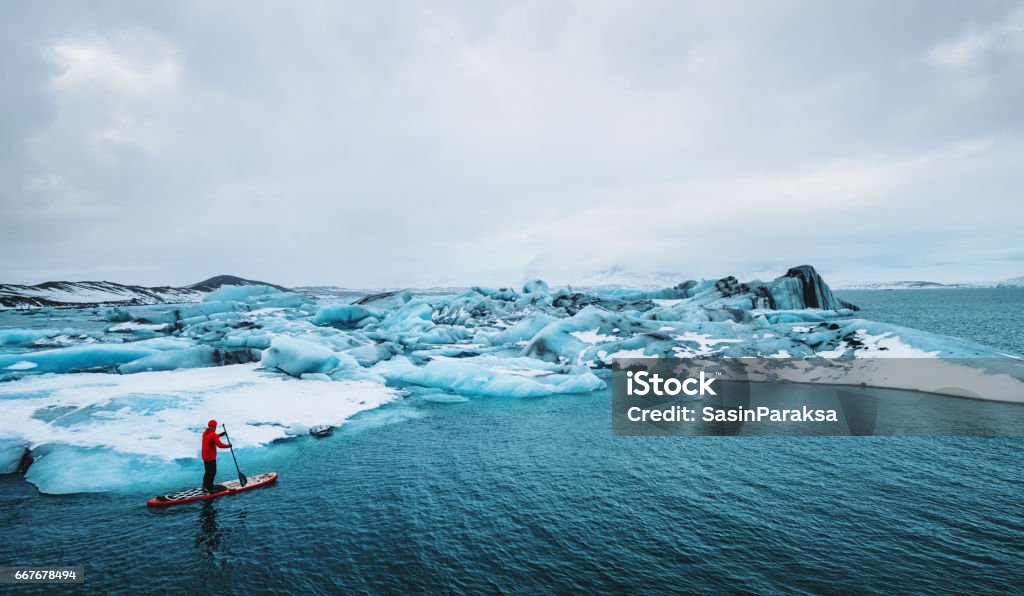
<box><xmin>0</xmin><ymin>275</ymin><xmax>286</xmax><ymax>308</ymax></box>
<box><xmin>996</xmin><ymin>276</ymin><xmax>1024</xmax><ymax>288</ymax></box>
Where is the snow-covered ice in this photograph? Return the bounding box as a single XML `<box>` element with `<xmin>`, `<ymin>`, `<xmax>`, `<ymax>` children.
<box><xmin>1</xmin><ymin>264</ymin><xmax>1020</xmax><ymax>493</ymax></box>
<box><xmin>0</xmin><ymin>364</ymin><xmax>396</xmax><ymax>493</ymax></box>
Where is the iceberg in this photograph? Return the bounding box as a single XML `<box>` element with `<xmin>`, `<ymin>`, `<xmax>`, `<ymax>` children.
<box><xmin>422</xmin><ymin>393</ymin><xmax>471</xmax><ymax>404</ymax></box>
<box><xmin>117</xmin><ymin>346</ymin><xmax>223</xmax><ymax>374</ymax></box>
<box><xmin>2</xmin><ymin>265</ymin><xmax>1013</xmax><ymax>386</ymax></box>
<box><xmin>260</xmin><ymin>336</ymin><xmax>341</xmax><ymax>377</ymax></box>
<box><xmin>591</xmin><ymin>265</ymin><xmax>858</xmax><ymax>311</ymax></box>
<box><xmin>0</xmin><ymin>344</ymin><xmax>161</xmax><ymax>374</ymax></box>
<box><xmin>0</xmin><ymin>328</ymin><xmax>62</xmax><ymax>347</ymax></box>
<box><xmin>372</xmin><ymin>356</ymin><xmax>605</xmax><ymax>398</ymax></box>
<box><xmin>3</xmin><ymin>264</ymin><xmax>1022</xmax><ymax>493</ymax></box>
<box><xmin>344</xmin><ymin>341</ymin><xmax>403</xmax><ymax>366</ymax></box>
<box><xmin>203</xmin><ymin>284</ymin><xmax>281</xmax><ymax>302</ymax></box>
<box><xmin>380</xmin><ymin>301</ymin><xmax>436</xmax><ymax>333</ymax></box>
<box><xmin>100</xmin><ymin>307</ymin><xmax>133</xmax><ymax>322</ymax></box>
<box><xmin>313</xmin><ymin>304</ymin><xmax>380</xmax><ymax>328</ymax></box>
<box><xmin>0</xmin><ymin>439</ymin><xmax>28</xmax><ymax>474</ymax></box>
<box><xmin>354</xmin><ymin>289</ymin><xmax>412</xmax><ymax>309</ymax></box>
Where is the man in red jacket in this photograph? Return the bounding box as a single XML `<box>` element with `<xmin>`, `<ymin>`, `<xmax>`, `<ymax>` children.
<box><xmin>202</xmin><ymin>419</ymin><xmax>231</xmax><ymax>493</ymax></box>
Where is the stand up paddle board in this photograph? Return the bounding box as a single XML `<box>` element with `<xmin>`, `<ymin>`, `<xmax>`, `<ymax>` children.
<box><xmin>146</xmin><ymin>472</ymin><xmax>278</xmax><ymax>507</ymax></box>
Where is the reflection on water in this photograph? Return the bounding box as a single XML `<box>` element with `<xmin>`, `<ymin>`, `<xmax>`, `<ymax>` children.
<box><xmin>195</xmin><ymin>502</ymin><xmax>220</xmax><ymax>557</ymax></box>
<box><xmin>194</xmin><ymin>502</ymin><xmax>250</xmax><ymax>560</ymax></box>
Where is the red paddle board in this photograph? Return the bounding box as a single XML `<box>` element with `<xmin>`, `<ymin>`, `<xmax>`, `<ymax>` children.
<box><xmin>147</xmin><ymin>472</ymin><xmax>278</xmax><ymax>507</ymax></box>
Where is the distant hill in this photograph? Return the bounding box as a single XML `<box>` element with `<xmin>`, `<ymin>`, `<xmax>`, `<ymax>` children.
<box><xmin>186</xmin><ymin>275</ymin><xmax>287</xmax><ymax>292</ymax></box>
<box><xmin>834</xmin><ymin>281</ymin><xmax>977</xmax><ymax>290</ymax></box>
<box><xmin>0</xmin><ymin>275</ymin><xmax>288</xmax><ymax>309</ymax></box>
<box><xmin>835</xmin><ymin>279</ymin><xmax>1022</xmax><ymax>290</ymax></box>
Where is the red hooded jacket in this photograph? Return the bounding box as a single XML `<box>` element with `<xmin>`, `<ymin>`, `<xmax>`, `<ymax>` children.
<box><xmin>202</xmin><ymin>428</ymin><xmax>230</xmax><ymax>461</ymax></box>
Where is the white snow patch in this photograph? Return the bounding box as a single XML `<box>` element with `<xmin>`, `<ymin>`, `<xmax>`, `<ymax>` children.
<box><xmin>814</xmin><ymin>344</ymin><xmax>849</xmax><ymax>358</ymax></box>
<box><xmin>0</xmin><ymin>363</ymin><xmax>397</xmax><ymax>462</ymax></box>
<box><xmin>247</xmin><ymin>307</ymin><xmax>287</xmax><ymax>316</ymax></box>
<box><xmin>815</xmin><ymin>329</ymin><xmax>943</xmax><ymax>358</ymax></box>
<box><xmin>601</xmin><ymin>348</ymin><xmax>649</xmax><ymax>364</ymax></box>
<box><xmin>670</xmin><ymin>332</ymin><xmax>742</xmax><ymax>357</ymax></box>
<box><xmin>852</xmin><ymin>329</ymin><xmax>942</xmax><ymax>358</ymax></box>
<box><xmin>489</xmin><ymin>366</ymin><xmax>555</xmax><ymax>378</ymax></box>
<box><xmin>570</xmin><ymin>329</ymin><xmax>618</xmax><ymax>344</ymax></box>
<box><xmin>109</xmin><ymin>322</ymin><xmax>169</xmax><ymax>332</ymax></box>
<box><xmin>652</xmin><ymin>299</ymin><xmax>686</xmax><ymax>307</ymax></box>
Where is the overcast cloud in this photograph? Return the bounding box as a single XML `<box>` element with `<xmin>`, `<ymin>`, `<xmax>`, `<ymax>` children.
<box><xmin>1</xmin><ymin>1</ymin><xmax>1022</xmax><ymax>287</ymax></box>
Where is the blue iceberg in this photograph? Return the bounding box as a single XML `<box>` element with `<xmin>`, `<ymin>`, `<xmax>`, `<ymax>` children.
<box><xmin>2</xmin><ymin>265</ymin><xmax>1021</xmax><ymax>494</ymax></box>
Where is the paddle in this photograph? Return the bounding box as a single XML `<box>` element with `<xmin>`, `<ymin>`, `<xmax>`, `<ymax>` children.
<box><xmin>221</xmin><ymin>424</ymin><xmax>247</xmax><ymax>487</ymax></box>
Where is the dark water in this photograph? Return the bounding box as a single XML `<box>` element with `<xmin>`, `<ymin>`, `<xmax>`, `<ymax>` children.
<box><xmin>1</xmin><ymin>396</ymin><xmax>1022</xmax><ymax>593</ymax></box>
<box><xmin>2</xmin><ymin>289</ymin><xmax>1024</xmax><ymax>593</ymax></box>
<box><xmin>836</xmin><ymin>288</ymin><xmax>1024</xmax><ymax>356</ymax></box>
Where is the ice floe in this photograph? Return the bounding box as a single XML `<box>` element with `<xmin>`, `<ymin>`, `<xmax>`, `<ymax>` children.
<box><xmin>0</xmin><ymin>364</ymin><xmax>396</xmax><ymax>493</ymax></box>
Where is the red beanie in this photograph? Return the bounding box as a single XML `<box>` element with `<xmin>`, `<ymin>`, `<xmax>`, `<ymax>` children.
<box><xmin>208</xmin><ymin>419</ymin><xmax>217</xmax><ymax>428</ymax></box>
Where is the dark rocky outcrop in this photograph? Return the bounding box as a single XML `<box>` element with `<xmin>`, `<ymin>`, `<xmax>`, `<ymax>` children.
<box><xmin>187</xmin><ymin>275</ymin><xmax>287</xmax><ymax>292</ymax></box>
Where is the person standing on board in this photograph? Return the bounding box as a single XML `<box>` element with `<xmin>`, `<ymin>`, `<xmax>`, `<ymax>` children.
<box><xmin>201</xmin><ymin>419</ymin><xmax>231</xmax><ymax>493</ymax></box>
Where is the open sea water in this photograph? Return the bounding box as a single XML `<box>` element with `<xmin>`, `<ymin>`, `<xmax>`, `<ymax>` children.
<box><xmin>1</xmin><ymin>289</ymin><xmax>1022</xmax><ymax>593</ymax></box>
<box><xmin>837</xmin><ymin>288</ymin><xmax>1024</xmax><ymax>356</ymax></box>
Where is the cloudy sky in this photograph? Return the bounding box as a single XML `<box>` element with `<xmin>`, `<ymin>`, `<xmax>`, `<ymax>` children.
<box><xmin>2</xmin><ymin>1</ymin><xmax>1022</xmax><ymax>288</ymax></box>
